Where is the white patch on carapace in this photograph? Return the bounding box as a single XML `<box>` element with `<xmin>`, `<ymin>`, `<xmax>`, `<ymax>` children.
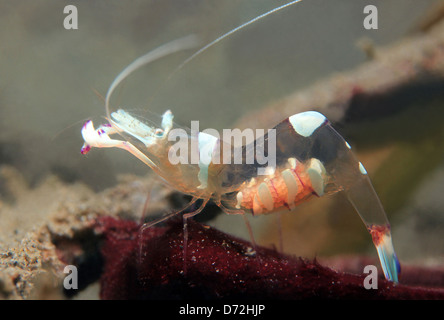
<box><xmin>110</xmin><ymin>109</ymin><xmax>174</xmax><ymax>146</ymax></box>
<box><xmin>307</xmin><ymin>158</ymin><xmax>326</xmax><ymax>196</ymax></box>
<box><xmin>235</xmin><ymin>192</ymin><xmax>243</xmax><ymax>209</ymax></box>
<box><xmin>282</xmin><ymin>169</ymin><xmax>298</xmax><ymax>209</ymax></box>
<box><xmin>197</xmin><ymin>132</ymin><xmax>218</xmax><ymax>189</ymax></box>
<box><xmin>111</xmin><ymin>110</ymin><xmax>156</xmax><ymax>146</ymax></box>
<box><xmin>359</xmin><ymin>162</ymin><xmax>368</xmax><ymax>175</ymax></box>
<box><xmin>345</xmin><ymin>141</ymin><xmax>351</xmax><ymax>149</ymax></box>
<box><xmin>287</xmin><ymin>157</ymin><xmax>297</xmax><ymax>169</ymax></box>
<box><xmin>160</xmin><ymin>110</ymin><xmax>173</xmax><ymax>134</ymax></box>
<box><xmin>258</xmin><ymin>182</ymin><xmax>274</xmax><ymax>211</ymax></box>
<box><xmin>289</xmin><ymin>111</ymin><xmax>327</xmax><ymax>137</ymax></box>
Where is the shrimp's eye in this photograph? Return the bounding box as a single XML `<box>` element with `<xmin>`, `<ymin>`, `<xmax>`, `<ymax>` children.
<box><xmin>155</xmin><ymin>128</ymin><xmax>164</xmax><ymax>137</ymax></box>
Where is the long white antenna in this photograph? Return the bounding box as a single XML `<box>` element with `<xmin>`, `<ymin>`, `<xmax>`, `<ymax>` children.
<box><xmin>173</xmin><ymin>0</ymin><xmax>303</xmax><ymax>74</ymax></box>
<box><xmin>105</xmin><ymin>35</ymin><xmax>200</xmax><ymax>120</ymax></box>
<box><xmin>104</xmin><ymin>0</ymin><xmax>303</xmax><ymax>118</ymax></box>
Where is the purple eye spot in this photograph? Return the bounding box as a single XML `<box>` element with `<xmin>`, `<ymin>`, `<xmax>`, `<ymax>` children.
<box><xmin>81</xmin><ymin>145</ymin><xmax>91</xmax><ymax>155</ymax></box>
<box><xmin>82</xmin><ymin>120</ymin><xmax>91</xmax><ymax>130</ymax></box>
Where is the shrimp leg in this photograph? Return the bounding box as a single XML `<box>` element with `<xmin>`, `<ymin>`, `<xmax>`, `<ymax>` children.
<box><xmin>137</xmin><ymin>197</ymin><xmax>201</xmax><ymax>265</ymax></box>
<box><xmin>182</xmin><ymin>198</ymin><xmax>209</xmax><ymax>274</ymax></box>
<box><xmin>215</xmin><ymin>200</ymin><xmax>258</xmax><ymax>252</ymax></box>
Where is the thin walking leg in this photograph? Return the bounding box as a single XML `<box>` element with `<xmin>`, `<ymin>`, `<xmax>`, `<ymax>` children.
<box><xmin>241</xmin><ymin>214</ymin><xmax>262</xmax><ymax>271</ymax></box>
<box><xmin>138</xmin><ymin>197</ymin><xmax>200</xmax><ymax>262</ymax></box>
<box><xmin>182</xmin><ymin>198</ymin><xmax>209</xmax><ymax>275</ymax></box>
<box><xmin>139</xmin><ymin>184</ymin><xmax>153</xmax><ymax>225</ymax></box>
<box><xmin>275</xmin><ymin>212</ymin><xmax>284</xmax><ymax>253</ymax></box>
<box><xmin>242</xmin><ymin>214</ymin><xmax>257</xmax><ymax>255</ymax></box>
<box><xmin>215</xmin><ymin>200</ymin><xmax>257</xmax><ymax>256</ymax></box>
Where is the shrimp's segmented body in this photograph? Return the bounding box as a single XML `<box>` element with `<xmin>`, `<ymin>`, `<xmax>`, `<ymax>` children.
<box><xmin>233</xmin><ymin>157</ymin><xmax>314</xmax><ymax>214</ymax></box>
<box><xmin>80</xmin><ymin>1</ymin><xmax>400</xmax><ymax>283</ymax></box>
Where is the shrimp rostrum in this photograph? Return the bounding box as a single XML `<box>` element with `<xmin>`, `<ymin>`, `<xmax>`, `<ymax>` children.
<box><xmin>80</xmin><ymin>3</ymin><xmax>400</xmax><ymax>283</ymax></box>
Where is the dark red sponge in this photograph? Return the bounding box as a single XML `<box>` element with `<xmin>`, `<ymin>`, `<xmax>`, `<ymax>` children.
<box><xmin>94</xmin><ymin>216</ymin><xmax>444</xmax><ymax>300</ymax></box>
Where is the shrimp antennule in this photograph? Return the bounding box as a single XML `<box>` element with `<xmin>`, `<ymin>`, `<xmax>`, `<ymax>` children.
<box><xmin>104</xmin><ymin>35</ymin><xmax>200</xmax><ymax>120</ymax></box>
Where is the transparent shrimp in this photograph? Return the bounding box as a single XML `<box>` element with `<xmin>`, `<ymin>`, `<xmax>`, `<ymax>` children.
<box><xmin>80</xmin><ymin>0</ymin><xmax>400</xmax><ymax>283</ymax></box>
